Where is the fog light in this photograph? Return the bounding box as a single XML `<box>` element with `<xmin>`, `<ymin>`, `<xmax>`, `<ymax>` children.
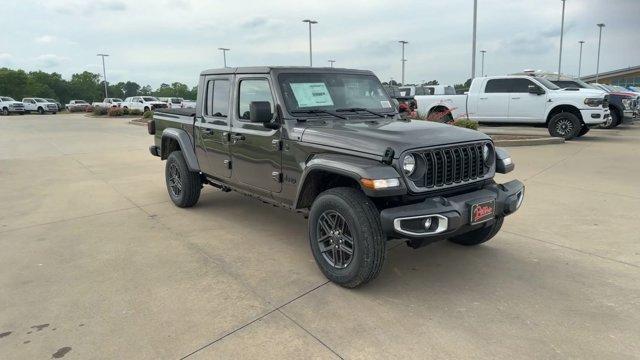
<box><xmin>423</xmin><ymin>217</ymin><xmax>432</xmax><ymax>229</ymax></box>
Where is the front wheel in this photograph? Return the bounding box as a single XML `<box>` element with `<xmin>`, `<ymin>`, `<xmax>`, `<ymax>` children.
<box><xmin>577</xmin><ymin>125</ymin><xmax>590</xmax><ymax>137</ymax></box>
<box><xmin>448</xmin><ymin>217</ymin><xmax>504</xmax><ymax>246</ymax></box>
<box><xmin>308</xmin><ymin>187</ymin><xmax>386</xmax><ymax>288</ymax></box>
<box><xmin>600</xmin><ymin>109</ymin><xmax>620</xmax><ymax>129</ymax></box>
<box><xmin>548</xmin><ymin>112</ymin><xmax>581</xmax><ymax>140</ymax></box>
<box><xmin>2</xmin><ymin>108</ymin><xmax>9</xmax><ymax>116</ymax></box>
<box><xmin>38</xmin><ymin>107</ymin><xmax>45</xmax><ymax>115</ymax></box>
<box><xmin>165</xmin><ymin>151</ymin><xmax>201</xmax><ymax>208</ymax></box>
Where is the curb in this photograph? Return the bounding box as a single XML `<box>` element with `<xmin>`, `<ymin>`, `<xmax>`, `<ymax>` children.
<box><xmin>129</xmin><ymin>118</ymin><xmax>148</xmax><ymax>126</ymax></box>
<box><xmin>492</xmin><ymin>137</ymin><xmax>564</xmax><ymax>147</ymax></box>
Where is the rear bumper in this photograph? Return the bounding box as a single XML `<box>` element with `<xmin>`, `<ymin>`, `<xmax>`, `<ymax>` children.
<box><xmin>581</xmin><ymin>108</ymin><xmax>609</xmax><ymax>125</ymax></box>
<box><xmin>380</xmin><ymin>180</ymin><xmax>524</xmax><ymax>241</ymax></box>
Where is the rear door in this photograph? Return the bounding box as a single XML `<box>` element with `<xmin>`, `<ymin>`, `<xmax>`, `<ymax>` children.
<box><xmin>506</xmin><ymin>78</ymin><xmax>547</xmax><ymax>122</ymax></box>
<box><xmin>229</xmin><ymin>75</ymin><xmax>282</xmax><ymax>194</ymax></box>
<box><xmin>473</xmin><ymin>78</ymin><xmax>510</xmax><ymax>122</ymax></box>
<box><xmin>196</xmin><ymin>75</ymin><xmax>232</xmax><ymax>178</ymax></box>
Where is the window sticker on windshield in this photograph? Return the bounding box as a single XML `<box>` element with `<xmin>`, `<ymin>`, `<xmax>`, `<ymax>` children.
<box><xmin>380</xmin><ymin>100</ymin><xmax>391</xmax><ymax>108</ymax></box>
<box><xmin>290</xmin><ymin>83</ymin><xmax>334</xmax><ymax>108</ymax></box>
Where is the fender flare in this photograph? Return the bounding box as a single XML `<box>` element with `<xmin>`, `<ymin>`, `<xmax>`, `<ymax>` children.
<box><xmin>161</xmin><ymin>128</ymin><xmax>200</xmax><ymax>171</ymax></box>
<box><xmin>294</xmin><ymin>153</ymin><xmax>406</xmax><ymax>209</ymax></box>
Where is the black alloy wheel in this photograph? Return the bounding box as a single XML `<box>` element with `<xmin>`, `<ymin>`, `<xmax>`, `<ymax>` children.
<box><xmin>316</xmin><ymin>210</ymin><xmax>355</xmax><ymax>269</ymax></box>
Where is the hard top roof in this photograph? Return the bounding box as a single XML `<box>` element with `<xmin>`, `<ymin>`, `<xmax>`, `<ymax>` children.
<box><xmin>200</xmin><ymin>66</ymin><xmax>375</xmax><ymax>76</ymax></box>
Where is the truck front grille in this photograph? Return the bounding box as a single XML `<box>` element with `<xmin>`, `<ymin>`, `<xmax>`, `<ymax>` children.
<box><xmin>406</xmin><ymin>141</ymin><xmax>493</xmax><ymax>191</ymax></box>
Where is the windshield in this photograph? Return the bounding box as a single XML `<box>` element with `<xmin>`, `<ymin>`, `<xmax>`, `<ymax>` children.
<box><xmin>279</xmin><ymin>73</ymin><xmax>393</xmax><ymax>115</ymax></box>
<box><xmin>76</xmin><ymin>100</ymin><xmax>88</xmax><ymax>104</ymax></box>
<box><xmin>1</xmin><ymin>97</ymin><xmax>15</xmax><ymax>101</ymax></box>
<box><xmin>551</xmin><ymin>79</ymin><xmax>590</xmax><ymax>89</ymax></box>
<box><xmin>143</xmin><ymin>97</ymin><xmax>159</xmax><ymax>102</ymax></box>
<box><xmin>34</xmin><ymin>98</ymin><xmax>47</xmax><ymax>103</ymax></box>
<box><xmin>536</xmin><ymin>78</ymin><xmax>561</xmax><ymax>90</ymax></box>
<box><xmin>171</xmin><ymin>98</ymin><xmax>183</xmax><ymax>103</ymax></box>
<box><xmin>112</xmin><ymin>98</ymin><xmax>123</xmax><ymax>102</ymax></box>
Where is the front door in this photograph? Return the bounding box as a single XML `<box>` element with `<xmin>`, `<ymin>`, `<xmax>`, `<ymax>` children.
<box><xmin>229</xmin><ymin>76</ymin><xmax>282</xmax><ymax>194</ymax></box>
<box><xmin>507</xmin><ymin>78</ymin><xmax>547</xmax><ymax>122</ymax></box>
<box><xmin>196</xmin><ymin>75</ymin><xmax>232</xmax><ymax>178</ymax></box>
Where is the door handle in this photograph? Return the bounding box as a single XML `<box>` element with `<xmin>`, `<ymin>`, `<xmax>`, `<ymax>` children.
<box><xmin>479</xmin><ymin>97</ymin><xmax>488</xmax><ymax>100</ymax></box>
<box><xmin>511</xmin><ymin>97</ymin><xmax>521</xmax><ymax>100</ymax></box>
<box><xmin>201</xmin><ymin>128</ymin><xmax>214</xmax><ymax>135</ymax></box>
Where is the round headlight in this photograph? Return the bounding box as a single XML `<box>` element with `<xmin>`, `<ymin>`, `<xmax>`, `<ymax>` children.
<box><xmin>402</xmin><ymin>154</ymin><xmax>416</xmax><ymax>175</ymax></box>
<box><xmin>483</xmin><ymin>144</ymin><xmax>491</xmax><ymax>163</ymax></box>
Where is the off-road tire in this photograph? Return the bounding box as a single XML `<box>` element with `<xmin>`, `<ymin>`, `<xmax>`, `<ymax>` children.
<box><xmin>37</xmin><ymin>107</ymin><xmax>45</xmax><ymax>115</ymax></box>
<box><xmin>577</xmin><ymin>125</ymin><xmax>590</xmax><ymax>137</ymax></box>
<box><xmin>308</xmin><ymin>187</ymin><xmax>386</xmax><ymax>288</ymax></box>
<box><xmin>165</xmin><ymin>151</ymin><xmax>201</xmax><ymax>208</ymax></box>
<box><xmin>601</xmin><ymin>109</ymin><xmax>620</xmax><ymax>129</ymax></box>
<box><xmin>449</xmin><ymin>217</ymin><xmax>504</xmax><ymax>246</ymax></box>
<box><xmin>548</xmin><ymin>112</ymin><xmax>581</xmax><ymax>140</ymax></box>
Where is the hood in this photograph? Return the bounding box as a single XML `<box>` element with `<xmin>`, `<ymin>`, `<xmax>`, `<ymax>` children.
<box><xmin>299</xmin><ymin>118</ymin><xmax>489</xmax><ymax>157</ymax></box>
<box><xmin>557</xmin><ymin>88</ymin><xmax>606</xmax><ymax>97</ymax></box>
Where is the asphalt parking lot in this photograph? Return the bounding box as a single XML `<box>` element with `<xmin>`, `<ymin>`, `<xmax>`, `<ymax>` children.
<box><xmin>1</xmin><ymin>113</ymin><xmax>639</xmax><ymax>359</ymax></box>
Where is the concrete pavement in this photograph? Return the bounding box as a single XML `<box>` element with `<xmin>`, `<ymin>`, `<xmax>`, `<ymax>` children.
<box><xmin>0</xmin><ymin>114</ymin><xmax>638</xmax><ymax>359</ymax></box>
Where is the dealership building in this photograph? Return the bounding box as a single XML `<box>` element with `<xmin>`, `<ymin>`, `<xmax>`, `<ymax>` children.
<box><xmin>581</xmin><ymin>65</ymin><xmax>640</xmax><ymax>87</ymax></box>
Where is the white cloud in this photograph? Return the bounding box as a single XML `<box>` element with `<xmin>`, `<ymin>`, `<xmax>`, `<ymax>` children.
<box><xmin>35</xmin><ymin>54</ymin><xmax>69</xmax><ymax>68</ymax></box>
<box><xmin>36</xmin><ymin>35</ymin><xmax>57</xmax><ymax>44</ymax></box>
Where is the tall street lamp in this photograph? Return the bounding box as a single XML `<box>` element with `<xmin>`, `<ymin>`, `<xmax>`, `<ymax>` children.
<box><xmin>578</xmin><ymin>40</ymin><xmax>585</xmax><ymax>77</ymax></box>
<box><xmin>471</xmin><ymin>0</ymin><xmax>478</xmax><ymax>79</ymax></box>
<box><xmin>302</xmin><ymin>19</ymin><xmax>318</xmax><ymax>66</ymax></box>
<box><xmin>328</xmin><ymin>59</ymin><xmax>336</xmax><ymax>68</ymax></box>
<box><xmin>97</xmin><ymin>54</ymin><xmax>109</xmax><ymax>98</ymax></box>
<box><xmin>557</xmin><ymin>0</ymin><xmax>566</xmax><ymax>80</ymax></box>
<box><xmin>596</xmin><ymin>23</ymin><xmax>605</xmax><ymax>83</ymax></box>
<box><xmin>398</xmin><ymin>40</ymin><xmax>408</xmax><ymax>85</ymax></box>
<box><xmin>479</xmin><ymin>50</ymin><xmax>487</xmax><ymax>76</ymax></box>
<box><xmin>218</xmin><ymin>48</ymin><xmax>230</xmax><ymax>67</ymax></box>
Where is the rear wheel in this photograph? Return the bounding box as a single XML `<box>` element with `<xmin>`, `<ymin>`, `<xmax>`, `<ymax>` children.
<box><xmin>165</xmin><ymin>151</ymin><xmax>201</xmax><ymax>208</ymax></box>
<box><xmin>548</xmin><ymin>112</ymin><xmax>581</xmax><ymax>140</ymax></box>
<box><xmin>308</xmin><ymin>187</ymin><xmax>386</xmax><ymax>288</ymax></box>
<box><xmin>449</xmin><ymin>217</ymin><xmax>504</xmax><ymax>246</ymax></box>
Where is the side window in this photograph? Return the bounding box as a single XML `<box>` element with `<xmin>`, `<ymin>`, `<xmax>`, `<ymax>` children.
<box><xmin>444</xmin><ymin>86</ymin><xmax>456</xmax><ymax>95</ymax></box>
<box><xmin>238</xmin><ymin>79</ymin><xmax>273</xmax><ymax>121</ymax></box>
<box><xmin>510</xmin><ymin>79</ymin><xmax>536</xmax><ymax>93</ymax></box>
<box><xmin>205</xmin><ymin>80</ymin><xmax>230</xmax><ymax>118</ymax></box>
<box><xmin>485</xmin><ymin>79</ymin><xmax>510</xmax><ymax>93</ymax></box>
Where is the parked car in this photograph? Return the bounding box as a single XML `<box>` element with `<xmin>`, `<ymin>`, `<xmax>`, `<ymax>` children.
<box><xmin>44</xmin><ymin>98</ymin><xmax>63</xmax><ymax>111</ymax></box>
<box><xmin>0</xmin><ymin>96</ymin><xmax>25</xmax><ymax>115</ymax></box>
<box><xmin>415</xmin><ymin>75</ymin><xmax>610</xmax><ymax>139</ymax></box>
<box><xmin>551</xmin><ymin>80</ymin><xmax>637</xmax><ymax>128</ymax></box>
<box><xmin>181</xmin><ymin>100</ymin><xmax>196</xmax><ymax>108</ymax></box>
<box><xmin>158</xmin><ymin>97</ymin><xmax>186</xmax><ymax>108</ymax></box>
<box><xmin>147</xmin><ymin>66</ymin><xmax>525</xmax><ymax>288</ymax></box>
<box><xmin>92</xmin><ymin>98</ymin><xmax>123</xmax><ymax>109</ymax></box>
<box><xmin>65</xmin><ymin>100</ymin><xmax>91</xmax><ymax>112</ymax></box>
<box><xmin>121</xmin><ymin>96</ymin><xmax>167</xmax><ymax>112</ymax></box>
<box><xmin>21</xmin><ymin>98</ymin><xmax>58</xmax><ymax>114</ymax></box>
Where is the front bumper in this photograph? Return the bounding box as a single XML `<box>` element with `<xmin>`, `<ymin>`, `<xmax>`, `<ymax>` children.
<box><xmin>581</xmin><ymin>108</ymin><xmax>610</xmax><ymax>125</ymax></box>
<box><xmin>380</xmin><ymin>180</ymin><xmax>524</xmax><ymax>241</ymax></box>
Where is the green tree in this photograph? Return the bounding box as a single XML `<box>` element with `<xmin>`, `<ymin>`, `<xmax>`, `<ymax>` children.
<box><xmin>0</xmin><ymin>68</ymin><xmax>29</xmax><ymax>100</ymax></box>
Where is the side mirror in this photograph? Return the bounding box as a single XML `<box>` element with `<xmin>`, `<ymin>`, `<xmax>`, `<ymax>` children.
<box><xmin>528</xmin><ymin>85</ymin><xmax>544</xmax><ymax>95</ymax></box>
<box><xmin>249</xmin><ymin>101</ymin><xmax>272</xmax><ymax>123</ymax></box>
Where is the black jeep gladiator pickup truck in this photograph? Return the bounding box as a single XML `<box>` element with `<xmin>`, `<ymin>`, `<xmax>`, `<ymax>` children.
<box><xmin>148</xmin><ymin>66</ymin><xmax>525</xmax><ymax>288</ymax></box>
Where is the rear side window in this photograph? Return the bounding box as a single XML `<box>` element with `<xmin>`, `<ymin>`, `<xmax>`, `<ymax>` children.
<box><xmin>238</xmin><ymin>79</ymin><xmax>273</xmax><ymax>121</ymax></box>
<box><xmin>484</xmin><ymin>79</ymin><xmax>510</xmax><ymax>93</ymax></box>
<box><xmin>205</xmin><ymin>80</ymin><xmax>230</xmax><ymax>118</ymax></box>
<box><xmin>444</xmin><ymin>86</ymin><xmax>456</xmax><ymax>95</ymax></box>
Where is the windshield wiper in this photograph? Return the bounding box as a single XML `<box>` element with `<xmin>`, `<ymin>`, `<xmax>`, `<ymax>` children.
<box><xmin>335</xmin><ymin>107</ymin><xmax>390</xmax><ymax>118</ymax></box>
<box><xmin>290</xmin><ymin>109</ymin><xmax>347</xmax><ymax>120</ymax></box>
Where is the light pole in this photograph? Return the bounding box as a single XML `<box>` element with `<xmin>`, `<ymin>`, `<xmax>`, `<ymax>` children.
<box><xmin>480</xmin><ymin>50</ymin><xmax>486</xmax><ymax>76</ymax></box>
<box><xmin>578</xmin><ymin>40</ymin><xmax>585</xmax><ymax>77</ymax></box>
<box><xmin>398</xmin><ymin>40</ymin><xmax>408</xmax><ymax>85</ymax></box>
<box><xmin>218</xmin><ymin>48</ymin><xmax>230</xmax><ymax>67</ymax></box>
<box><xmin>328</xmin><ymin>59</ymin><xmax>336</xmax><ymax>68</ymax></box>
<box><xmin>557</xmin><ymin>0</ymin><xmax>566</xmax><ymax>80</ymax></box>
<box><xmin>97</xmin><ymin>54</ymin><xmax>109</xmax><ymax>98</ymax></box>
<box><xmin>471</xmin><ymin>0</ymin><xmax>478</xmax><ymax>79</ymax></box>
<box><xmin>302</xmin><ymin>19</ymin><xmax>318</xmax><ymax>66</ymax></box>
<box><xmin>596</xmin><ymin>23</ymin><xmax>605</xmax><ymax>83</ymax></box>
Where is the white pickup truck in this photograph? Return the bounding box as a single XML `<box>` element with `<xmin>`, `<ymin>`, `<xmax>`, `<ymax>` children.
<box><xmin>0</xmin><ymin>97</ymin><xmax>25</xmax><ymax>115</ymax></box>
<box><xmin>415</xmin><ymin>75</ymin><xmax>610</xmax><ymax>139</ymax></box>
<box><xmin>121</xmin><ymin>96</ymin><xmax>168</xmax><ymax>112</ymax></box>
<box><xmin>21</xmin><ymin>98</ymin><xmax>58</xmax><ymax>114</ymax></box>
<box><xmin>92</xmin><ymin>98</ymin><xmax>123</xmax><ymax>109</ymax></box>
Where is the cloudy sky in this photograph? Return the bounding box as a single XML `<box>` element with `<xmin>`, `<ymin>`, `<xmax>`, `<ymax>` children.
<box><xmin>1</xmin><ymin>0</ymin><xmax>638</xmax><ymax>87</ymax></box>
